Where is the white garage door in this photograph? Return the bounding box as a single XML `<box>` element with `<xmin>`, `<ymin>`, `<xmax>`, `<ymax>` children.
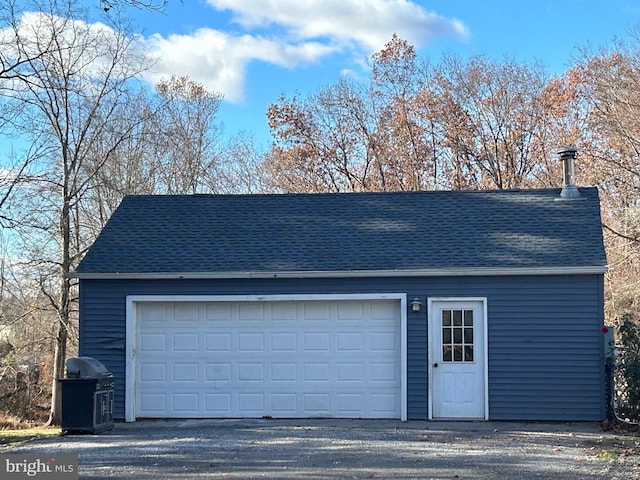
<box><xmin>133</xmin><ymin>299</ymin><xmax>402</xmax><ymax>419</ymax></box>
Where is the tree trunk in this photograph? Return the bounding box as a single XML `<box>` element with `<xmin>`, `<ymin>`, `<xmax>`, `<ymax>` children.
<box><xmin>48</xmin><ymin>192</ymin><xmax>71</xmax><ymax>426</ymax></box>
<box><xmin>48</xmin><ymin>314</ymin><xmax>68</xmax><ymax>425</ymax></box>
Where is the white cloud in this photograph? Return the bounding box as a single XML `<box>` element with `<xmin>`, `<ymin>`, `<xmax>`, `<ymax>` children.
<box><xmin>143</xmin><ymin>29</ymin><xmax>337</xmax><ymax>103</ymax></box>
<box><xmin>4</xmin><ymin>2</ymin><xmax>468</xmax><ymax>106</ymax></box>
<box><xmin>206</xmin><ymin>0</ymin><xmax>469</xmax><ymax>51</ymax></box>
<box><xmin>142</xmin><ymin>0</ymin><xmax>469</xmax><ymax>103</ymax></box>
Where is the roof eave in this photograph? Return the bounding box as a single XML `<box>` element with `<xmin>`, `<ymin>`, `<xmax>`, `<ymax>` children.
<box><xmin>70</xmin><ymin>265</ymin><xmax>608</xmax><ymax>280</ymax></box>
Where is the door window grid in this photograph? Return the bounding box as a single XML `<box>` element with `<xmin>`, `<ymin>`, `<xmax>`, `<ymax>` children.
<box><xmin>442</xmin><ymin>309</ymin><xmax>474</xmax><ymax>362</ymax></box>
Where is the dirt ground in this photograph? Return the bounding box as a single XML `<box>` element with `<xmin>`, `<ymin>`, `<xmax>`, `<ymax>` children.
<box><xmin>5</xmin><ymin>419</ymin><xmax>640</xmax><ymax>479</ymax></box>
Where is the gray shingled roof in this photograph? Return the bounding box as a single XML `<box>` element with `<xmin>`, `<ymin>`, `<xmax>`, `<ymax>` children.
<box><xmin>73</xmin><ymin>188</ymin><xmax>607</xmax><ymax>276</ymax></box>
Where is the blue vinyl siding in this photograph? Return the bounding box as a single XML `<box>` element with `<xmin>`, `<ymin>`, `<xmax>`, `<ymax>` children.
<box><xmin>78</xmin><ymin>274</ymin><xmax>605</xmax><ymax>421</ymax></box>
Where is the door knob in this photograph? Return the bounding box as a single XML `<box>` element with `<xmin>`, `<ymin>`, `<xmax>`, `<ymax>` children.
<box><xmin>433</xmin><ymin>363</ymin><xmax>438</xmax><ymax>368</ymax></box>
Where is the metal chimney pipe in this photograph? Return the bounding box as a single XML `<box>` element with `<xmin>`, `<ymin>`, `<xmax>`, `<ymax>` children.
<box><xmin>557</xmin><ymin>147</ymin><xmax>581</xmax><ymax>199</ymax></box>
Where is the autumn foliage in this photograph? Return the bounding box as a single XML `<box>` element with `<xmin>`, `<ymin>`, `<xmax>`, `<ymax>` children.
<box><xmin>3</xmin><ymin>19</ymin><xmax>640</xmax><ymax>422</ymax></box>
<box><xmin>266</xmin><ymin>34</ymin><xmax>640</xmax><ymax>326</ymax></box>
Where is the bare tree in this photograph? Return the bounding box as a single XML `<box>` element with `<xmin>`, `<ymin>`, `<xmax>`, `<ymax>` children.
<box><xmin>2</xmin><ymin>0</ymin><xmax>154</xmax><ymax>424</ymax></box>
<box><xmin>218</xmin><ymin>132</ymin><xmax>271</xmax><ymax>194</ymax></box>
<box><xmin>431</xmin><ymin>54</ymin><xmax>551</xmax><ymax>190</ymax></box>
<box><xmin>369</xmin><ymin>34</ymin><xmax>439</xmax><ymax>191</ymax></box>
<box><xmin>573</xmin><ymin>32</ymin><xmax>640</xmax><ymax>321</ymax></box>
<box><xmin>77</xmin><ymin>89</ymin><xmax>160</xmax><ymax>232</ymax></box>
<box><xmin>100</xmin><ymin>0</ymin><xmax>168</xmax><ymax>13</ymax></box>
<box><xmin>0</xmin><ymin>0</ymin><xmax>61</xmax><ymax>227</ymax></box>
<box><xmin>151</xmin><ymin>75</ymin><xmax>223</xmax><ymax>193</ymax></box>
<box><xmin>0</xmin><ymin>229</ymin><xmax>56</xmax><ymax>422</ymax></box>
<box><xmin>266</xmin><ymin>38</ymin><xmax>437</xmax><ymax>194</ymax></box>
<box><xmin>0</xmin><ymin>0</ymin><xmax>60</xmax><ymax>86</ymax></box>
<box><xmin>266</xmin><ymin>79</ymin><xmax>375</xmax><ymax>193</ymax></box>
<box><xmin>266</xmin><ymin>37</ymin><xmax>553</xmax><ymax>193</ymax></box>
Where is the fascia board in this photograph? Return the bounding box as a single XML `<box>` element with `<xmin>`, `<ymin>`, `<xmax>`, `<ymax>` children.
<box><xmin>70</xmin><ymin>265</ymin><xmax>608</xmax><ymax>280</ymax></box>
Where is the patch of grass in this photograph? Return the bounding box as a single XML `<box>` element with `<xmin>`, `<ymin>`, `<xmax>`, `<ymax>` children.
<box><xmin>592</xmin><ymin>437</ymin><xmax>640</xmax><ymax>462</ymax></box>
<box><xmin>595</xmin><ymin>449</ymin><xmax>620</xmax><ymax>461</ymax></box>
<box><xmin>0</xmin><ymin>426</ymin><xmax>60</xmax><ymax>448</ymax></box>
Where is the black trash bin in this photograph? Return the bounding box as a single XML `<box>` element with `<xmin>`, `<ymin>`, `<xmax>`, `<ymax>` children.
<box><xmin>59</xmin><ymin>357</ymin><xmax>115</xmax><ymax>434</ymax></box>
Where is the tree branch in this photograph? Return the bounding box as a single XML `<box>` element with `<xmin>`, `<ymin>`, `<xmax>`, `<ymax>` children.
<box><xmin>603</xmin><ymin>223</ymin><xmax>640</xmax><ymax>244</ymax></box>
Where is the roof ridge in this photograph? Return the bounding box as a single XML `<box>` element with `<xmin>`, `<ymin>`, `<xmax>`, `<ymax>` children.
<box><xmin>122</xmin><ymin>187</ymin><xmax>597</xmax><ymax>200</ymax></box>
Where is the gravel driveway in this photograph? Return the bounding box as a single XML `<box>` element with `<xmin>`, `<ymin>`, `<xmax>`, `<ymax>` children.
<box><xmin>5</xmin><ymin>419</ymin><xmax>637</xmax><ymax>479</ymax></box>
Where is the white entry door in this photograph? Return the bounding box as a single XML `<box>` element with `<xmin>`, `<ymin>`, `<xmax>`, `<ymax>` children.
<box><xmin>429</xmin><ymin>299</ymin><xmax>487</xmax><ymax>419</ymax></box>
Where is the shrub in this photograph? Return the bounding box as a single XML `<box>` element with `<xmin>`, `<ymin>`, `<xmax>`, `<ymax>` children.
<box><xmin>614</xmin><ymin>314</ymin><xmax>640</xmax><ymax>422</ymax></box>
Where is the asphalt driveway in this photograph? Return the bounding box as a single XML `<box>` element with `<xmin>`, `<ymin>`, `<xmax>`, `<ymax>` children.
<box><xmin>5</xmin><ymin>419</ymin><xmax>637</xmax><ymax>479</ymax></box>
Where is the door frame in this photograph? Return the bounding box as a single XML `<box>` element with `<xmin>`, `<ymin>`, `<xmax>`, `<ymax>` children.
<box><xmin>427</xmin><ymin>297</ymin><xmax>489</xmax><ymax>420</ymax></box>
<box><xmin>125</xmin><ymin>293</ymin><xmax>408</xmax><ymax>422</ymax></box>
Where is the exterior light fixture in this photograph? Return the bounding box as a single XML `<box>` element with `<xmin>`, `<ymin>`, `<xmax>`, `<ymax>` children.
<box><xmin>410</xmin><ymin>298</ymin><xmax>422</xmax><ymax>312</ymax></box>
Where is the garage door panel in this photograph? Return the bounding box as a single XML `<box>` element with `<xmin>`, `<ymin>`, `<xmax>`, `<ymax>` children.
<box><xmin>139</xmin><ymin>303</ymin><xmax>168</xmax><ymax>322</ymax></box>
<box><xmin>173</xmin><ymin>394</ymin><xmax>198</xmax><ymax>413</ymax></box>
<box><xmin>205</xmin><ymin>363</ymin><xmax>230</xmax><ymax>381</ymax></box>
<box><xmin>303</xmin><ymin>363</ymin><xmax>330</xmax><ymax>382</ymax></box>
<box><xmin>271</xmin><ymin>394</ymin><xmax>297</xmax><ymax>414</ymax></box>
<box><xmin>238</xmin><ymin>394</ymin><xmax>263</xmax><ymax>414</ymax></box>
<box><xmin>337</xmin><ymin>363</ymin><xmax>364</xmax><ymax>382</ymax></box>
<box><xmin>337</xmin><ymin>394</ymin><xmax>363</xmax><ymax>412</ymax></box>
<box><xmin>139</xmin><ymin>363</ymin><xmax>166</xmax><ymax>382</ymax></box>
<box><xmin>139</xmin><ymin>392</ymin><xmax>166</xmax><ymax>413</ymax></box>
<box><xmin>271</xmin><ymin>333</ymin><xmax>296</xmax><ymax>351</ymax></box>
<box><xmin>303</xmin><ymin>303</ymin><xmax>330</xmax><ymax>321</ymax></box>
<box><xmin>371</xmin><ymin>302</ymin><xmax>398</xmax><ymax>320</ymax></box>
<box><xmin>135</xmin><ymin>300</ymin><xmax>401</xmax><ymax>419</ymax></box>
<box><xmin>238</xmin><ymin>333</ymin><xmax>264</xmax><ymax>351</ymax></box>
<box><xmin>337</xmin><ymin>302</ymin><xmax>363</xmax><ymax>320</ymax></box>
<box><xmin>174</xmin><ymin>303</ymin><xmax>199</xmax><ymax>321</ymax></box>
<box><xmin>337</xmin><ymin>333</ymin><xmax>364</xmax><ymax>351</ymax></box>
<box><xmin>205</xmin><ymin>303</ymin><xmax>232</xmax><ymax>322</ymax></box>
<box><xmin>303</xmin><ymin>333</ymin><xmax>330</xmax><ymax>351</ymax></box>
<box><xmin>304</xmin><ymin>393</ymin><xmax>330</xmax><ymax>412</ymax></box>
<box><xmin>371</xmin><ymin>394</ymin><xmax>398</xmax><ymax>414</ymax></box>
<box><xmin>271</xmin><ymin>363</ymin><xmax>297</xmax><ymax>381</ymax></box>
<box><xmin>371</xmin><ymin>332</ymin><xmax>398</xmax><ymax>351</ymax></box>
<box><xmin>371</xmin><ymin>362</ymin><xmax>398</xmax><ymax>382</ymax></box>
<box><xmin>173</xmin><ymin>333</ymin><xmax>199</xmax><ymax>351</ymax></box>
<box><xmin>173</xmin><ymin>363</ymin><xmax>198</xmax><ymax>381</ymax></box>
<box><xmin>239</xmin><ymin>303</ymin><xmax>265</xmax><ymax>321</ymax></box>
<box><xmin>140</xmin><ymin>333</ymin><xmax>166</xmax><ymax>352</ymax></box>
<box><xmin>237</xmin><ymin>363</ymin><xmax>264</xmax><ymax>381</ymax></box>
<box><xmin>270</xmin><ymin>303</ymin><xmax>297</xmax><ymax>321</ymax></box>
<box><xmin>205</xmin><ymin>394</ymin><xmax>231</xmax><ymax>413</ymax></box>
<box><xmin>206</xmin><ymin>333</ymin><xmax>231</xmax><ymax>351</ymax></box>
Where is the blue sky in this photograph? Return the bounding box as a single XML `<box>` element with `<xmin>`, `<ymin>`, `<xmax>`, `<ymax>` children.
<box><xmin>0</xmin><ymin>0</ymin><xmax>637</xmax><ymax>252</ymax></box>
<box><xmin>6</xmin><ymin>0</ymin><xmax>640</xmax><ymax>150</ymax></box>
<box><xmin>127</xmin><ymin>0</ymin><xmax>639</xmax><ymax>146</ymax></box>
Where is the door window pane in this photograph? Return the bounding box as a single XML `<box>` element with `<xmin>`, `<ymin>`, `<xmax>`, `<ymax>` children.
<box><xmin>443</xmin><ymin>346</ymin><xmax>452</xmax><ymax>362</ymax></box>
<box><xmin>464</xmin><ymin>328</ymin><xmax>473</xmax><ymax>343</ymax></box>
<box><xmin>453</xmin><ymin>328</ymin><xmax>462</xmax><ymax>343</ymax></box>
<box><xmin>442</xmin><ymin>328</ymin><xmax>451</xmax><ymax>344</ymax></box>
<box><xmin>453</xmin><ymin>346</ymin><xmax>463</xmax><ymax>362</ymax></box>
<box><xmin>464</xmin><ymin>346</ymin><xmax>474</xmax><ymax>362</ymax></box>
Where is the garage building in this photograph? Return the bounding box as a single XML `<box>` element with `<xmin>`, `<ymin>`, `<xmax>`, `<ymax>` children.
<box><xmin>72</xmin><ymin>187</ymin><xmax>607</xmax><ymax>422</ymax></box>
